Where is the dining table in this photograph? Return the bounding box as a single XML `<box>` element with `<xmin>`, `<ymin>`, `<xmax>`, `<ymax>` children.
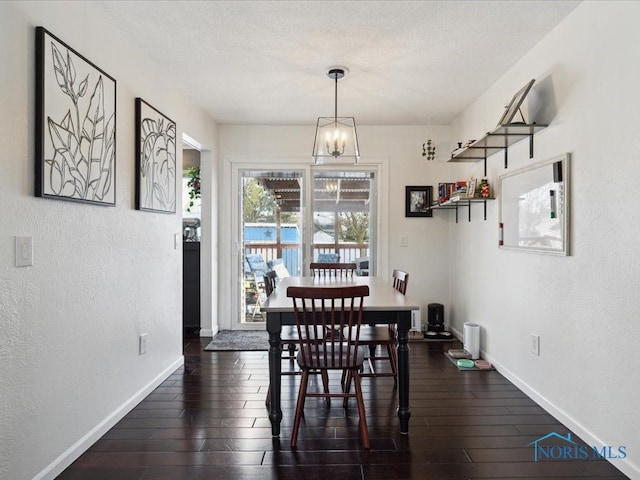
<box><xmin>261</xmin><ymin>275</ymin><xmax>420</xmax><ymax>437</ymax></box>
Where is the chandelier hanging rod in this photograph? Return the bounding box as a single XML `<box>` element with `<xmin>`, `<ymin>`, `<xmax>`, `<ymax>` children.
<box><xmin>327</xmin><ymin>68</ymin><xmax>345</xmax><ymax>120</ymax></box>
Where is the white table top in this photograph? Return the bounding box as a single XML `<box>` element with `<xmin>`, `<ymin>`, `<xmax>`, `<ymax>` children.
<box><xmin>261</xmin><ymin>276</ymin><xmax>419</xmax><ymax>313</ymax></box>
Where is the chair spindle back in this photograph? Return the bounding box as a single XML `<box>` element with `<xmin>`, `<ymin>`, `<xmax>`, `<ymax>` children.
<box><xmin>310</xmin><ymin>262</ymin><xmax>357</xmax><ymax>278</ymax></box>
<box><xmin>287</xmin><ymin>285</ymin><xmax>369</xmax><ymax>369</ymax></box>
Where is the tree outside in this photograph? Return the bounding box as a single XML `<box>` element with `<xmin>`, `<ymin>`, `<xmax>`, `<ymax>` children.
<box><xmin>243</xmin><ymin>178</ymin><xmax>297</xmax><ymax>224</ymax></box>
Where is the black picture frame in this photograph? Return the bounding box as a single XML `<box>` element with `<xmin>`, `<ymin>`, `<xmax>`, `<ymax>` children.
<box><xmin>35</xmin><ymin>27</ymin><xmax>117</xmax><ymax>205</ymax></box>
<box><xmin>135</xmin><ymin>98</ymin><xmax>177</xmax><ymax>214</ymax></box>
<box><xmin>496</xmin><ymin>79</ymin><xmax>535</xmax><ymax>126</ymax></box>
<box><xmin>405</xmin><ymin>186</ymin><xmax>433</xmax><ymax>217</ymax></box>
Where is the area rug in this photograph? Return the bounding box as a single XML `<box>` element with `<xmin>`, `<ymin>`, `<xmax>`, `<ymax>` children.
<box><xmin>204</xmin><ymin>330</ymin><xmax>268</xmax><ymax>351</ymax></box>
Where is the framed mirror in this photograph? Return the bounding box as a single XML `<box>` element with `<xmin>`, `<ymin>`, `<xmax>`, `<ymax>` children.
<box><xmin>499</xmin><ymin>153</ymin><xmax>570</xmax><ymax>255</ymax></box>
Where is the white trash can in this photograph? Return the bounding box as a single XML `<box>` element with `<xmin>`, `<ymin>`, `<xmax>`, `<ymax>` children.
<box><xmin>463</xmin><ymin>322</ymin><xmax>480</xmax><ymax>360</ymax></box>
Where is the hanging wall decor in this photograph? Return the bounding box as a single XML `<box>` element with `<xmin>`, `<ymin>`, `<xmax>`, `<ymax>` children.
<box><xmin>422</xmin><ymin>139</ymin><xmax>436</xmax><ymax>161</ymax></box>
<box><xmin>135</xmin><ymin>98</ymin><xmax>177</xmax><ymax>214</ymax></box>
<box><xmin>35</xmin><ymin>27</ymin><xmax>117</xmax><ymax>205</ymax></box>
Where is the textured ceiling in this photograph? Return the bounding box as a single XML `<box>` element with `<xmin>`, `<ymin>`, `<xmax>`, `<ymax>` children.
<box><xmin>96</xmin><ymin>0</ymin><xmax>580</xmax><ymax>126</ymax></box>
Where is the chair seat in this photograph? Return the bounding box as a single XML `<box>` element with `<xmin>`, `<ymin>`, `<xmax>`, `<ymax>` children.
<box><xmin>280</xmin><ymin>325</ymin><xmax>300</xmax><ymax>343</ymax></box>
<box><xmin>357</xmin><ymin>325</ymin><xmax>395</xmax><ymax>343</ymax></box>
<box><xmin>297</xmin><ymin>345</ymin><xmax>366</xmax><ymax>369</ymax></box>
<box><xmin>281</xmin><ymin>325</ymin><xmax>324</xmax><ymax>342</ymax></box>
<box><xmin>345</xmin><ymin>325</ymin><xmax>397</xmax><ymax>382</ymax></box>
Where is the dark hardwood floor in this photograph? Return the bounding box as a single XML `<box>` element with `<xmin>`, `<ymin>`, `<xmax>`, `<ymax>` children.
<box><xmin>57</xmin><ymin>336</ymin><xmax>628</xmax><ymax>479</ymax></box>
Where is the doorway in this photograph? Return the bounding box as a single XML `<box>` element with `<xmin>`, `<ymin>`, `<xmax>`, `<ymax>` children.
<box><xmin>182</xmin><ymin>145</ymin><xmax>201</xmax><ymax>336</ymax></box>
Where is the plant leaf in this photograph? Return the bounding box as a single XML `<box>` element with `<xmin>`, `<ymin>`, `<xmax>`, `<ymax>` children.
<box><xmin>66</xmin><ymin>49</ymin><xmax>76</xmax><ymax>88</ymax></box>
<box><xmin>82</xmin><ymin>76</ymin><xmax>106</xmax><ymax>198</ymax></box>
<box><xmin>48</xmin><ymin>117</ymin><xmax>86</xmax><ymax>196</ymax></box>
<box><xmin>51</xmin><ymin>43</ymin><xmax>71</xmax><ymax>98</ymax></box>
<box><xmin>96</xmin><ymin>113</ymin><xmax>115</xmax><ymax>201</ymax></box>
<box><xmin>78</xmin><ymin>75</ymin><xmax>89</xmax><ymax>98</ymax></box>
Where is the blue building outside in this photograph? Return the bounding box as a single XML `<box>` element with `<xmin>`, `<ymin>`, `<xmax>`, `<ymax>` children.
<box><xmin>244</xmin><ymin>223</ymin><xmax>301</xmax><ymax>274</ymax></box>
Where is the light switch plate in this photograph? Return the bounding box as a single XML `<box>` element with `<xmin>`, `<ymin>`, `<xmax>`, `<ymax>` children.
<box><xmin>139</xmin><ymin>333</ymin><xmax>148</xmax><ymax>355</ymax></box>
<box><xmin>531</xmin><ymin>334</ymin><xmax>540</xmax><ymax>356</ymax></box>
<box><xmin>15</xmin><ymin>236</ymin><xmax>33</xmax><ymax>267</ymax></box>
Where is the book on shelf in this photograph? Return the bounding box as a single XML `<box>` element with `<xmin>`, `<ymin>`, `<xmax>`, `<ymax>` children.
<box><xmin>437</xmin><ymin>183</ymin><xmax>452</xmax><ymax>204</ymax></box>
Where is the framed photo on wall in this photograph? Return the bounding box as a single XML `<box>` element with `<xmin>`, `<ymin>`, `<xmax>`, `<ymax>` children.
<box><xmin>135</xmin><ymin>98</ymin><xmax>177</xmax><ymax>214</ymax></box>
<box><xmin>405</xmin><ymin>185</ymin><xmax>433</xmax><ymax>217</ymax></box>
<box><xmin>35</xmin><ymin>27</ymin><xmax>117</xmax><ymax>205</ymax></box>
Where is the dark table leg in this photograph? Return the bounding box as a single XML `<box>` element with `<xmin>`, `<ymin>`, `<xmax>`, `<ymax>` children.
<box><xmin>396</xmin><ymin>311</ymin><xmax>411</xmax><ymax>434</ymax></box>
<box><xmin>266</xmin><ymin>314</ymin><xmax>282</xmax><ymax>437</ymax></box>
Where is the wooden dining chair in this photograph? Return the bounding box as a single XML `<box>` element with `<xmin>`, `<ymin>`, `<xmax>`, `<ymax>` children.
<box><xmin>309</xmin><ymin>262</ymin><xmax>357</xmax><ymax>278</ymax></box>
<box><xmin>264</xmin><ymin>270</ymin><xmax>330</xmax><ymax>407</ymax></box>
<box><xmin>358</xmin><ymin>269</ymin><xmax>409</xmax><ymax>384</ymax></box>
<box><xmin>392</xmin><ymin>269</ymin><xmax>409</xmax><ymax>295</ymax></box>
<box><xmin>247</xmin><ymin>253</ymin><xmax>270</xmax><ymax>321</ymax></box>
<box><xmin>263</xmin><ymin>270</ymin><xmax>278</xmax><ymax>296</ymax></box>
<box><xmin>287</xmin><ymin>284</ymin><xmax>371</xmax><ymax>449</ymax></box>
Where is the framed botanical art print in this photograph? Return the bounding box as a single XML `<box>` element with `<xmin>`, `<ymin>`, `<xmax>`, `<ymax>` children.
<box><xmin>135</xmin><ymin>98</ymin><xmax>177</xmax><ymax>213</ymax></box>
<box><xmin>35</xmin><ymin>27</ymin><xmax>117</xmax><ymax>205</ymax></box>
<box><xmin>405</xmin><ymin>185</ymin><xmax>433</xmax><ymax>217</ymax></box>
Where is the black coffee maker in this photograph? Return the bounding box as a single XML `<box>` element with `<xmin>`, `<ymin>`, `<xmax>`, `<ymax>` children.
<box><xmin>425</xmin><ymin>303</ymin><xmax>453</xmax><ymax>339</ymax></box>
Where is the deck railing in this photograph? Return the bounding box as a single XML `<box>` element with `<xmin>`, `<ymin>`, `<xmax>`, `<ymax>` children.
<box><xmin>243</xmin><ymin>242</ymin><xmax>370</xmax><ymax>322</ymax></box>
<box><xmin>244</xmin><ymin>242</ymin><xmax>369</xmax><ymax>276</ymax></box>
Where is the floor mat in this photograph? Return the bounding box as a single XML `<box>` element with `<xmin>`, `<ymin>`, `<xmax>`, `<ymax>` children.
<box><xmin>204</xmin><ymin>330</ymin><xmax>268</xmax><ymax>351</ymax></box>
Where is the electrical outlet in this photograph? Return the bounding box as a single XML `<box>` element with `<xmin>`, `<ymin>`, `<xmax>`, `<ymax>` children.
<box><xmin>531</xmin><ymin>334</ymin><xmax>540</xmax><ymax>356</ymax></box>
<box><xmin>139</xmin><ymin>333</ymin><xmax>148</xmax><ymax>355</ymax></box>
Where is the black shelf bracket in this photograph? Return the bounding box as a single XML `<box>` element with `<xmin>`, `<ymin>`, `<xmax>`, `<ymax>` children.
<box><xmin>448</xmin><ymin>123</ymin><xmax>547</xmax><ymax>170</ymax></box>
<box><xmin>430</xmin><ymin>197</ymin><xmax>492</xmax><ymax>223</ymax></box>
<box><xmin>529</xmin><ymin>132</ymin><xmax>534</xmax><ymax>158</ymax></box>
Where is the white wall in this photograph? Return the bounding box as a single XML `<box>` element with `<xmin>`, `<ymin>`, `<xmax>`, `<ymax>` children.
<box><xmin>0</xmin><ymin>2</ymin><xmax>217</xmax><ymax>479</ymax></box>
<box><xmin>449</xmin><ymin>2</ymin><xmax>640</xmax><ymax>477</ymax></box>
<box><xmin>217</xmin><ymin>125</ymin><xmax>459</xmax><ymax>328</ymax></box>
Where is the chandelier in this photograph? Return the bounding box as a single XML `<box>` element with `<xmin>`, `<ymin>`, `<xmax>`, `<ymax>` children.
<box><xmin>312</xmin><ymin>67</ymin><xmax>360</xmax><ymax>164</ymax></box>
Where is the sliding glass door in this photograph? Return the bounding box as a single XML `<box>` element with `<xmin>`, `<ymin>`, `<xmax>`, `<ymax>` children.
<box><xmin>232</xmin><ymin>165</ymin><xmax>379</xmax><ymax>327</ymax></box>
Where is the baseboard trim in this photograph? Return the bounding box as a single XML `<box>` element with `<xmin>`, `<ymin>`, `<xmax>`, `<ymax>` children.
<box><xmin>448</xmin><ymin>325</ymin><xmax>636</xmax><ymax>477</ymax></box>
<box><xmin>200</xmin><ymin>326</ymin><xmax>218</xmax><ymax>337</ymax></box>
<box><xmin>34</xmin><ymin>356</ymin><xmax>185</xmax><ymax>480</ymax></box>
<box><xmin>481</xmin><ymin>351</ymin><xmax>639</xmax><ymax>479</ymax></box>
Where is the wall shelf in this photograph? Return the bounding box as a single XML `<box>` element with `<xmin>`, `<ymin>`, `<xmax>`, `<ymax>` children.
<box><xmin>448</xmin><ymin>123</ymin><xmax>547</xmax><ymax>175</ymax></box>
<box><xmin>429</xmin><ymin>197</ymin><xmax>494</xmax><ymax>223</ymax></box>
